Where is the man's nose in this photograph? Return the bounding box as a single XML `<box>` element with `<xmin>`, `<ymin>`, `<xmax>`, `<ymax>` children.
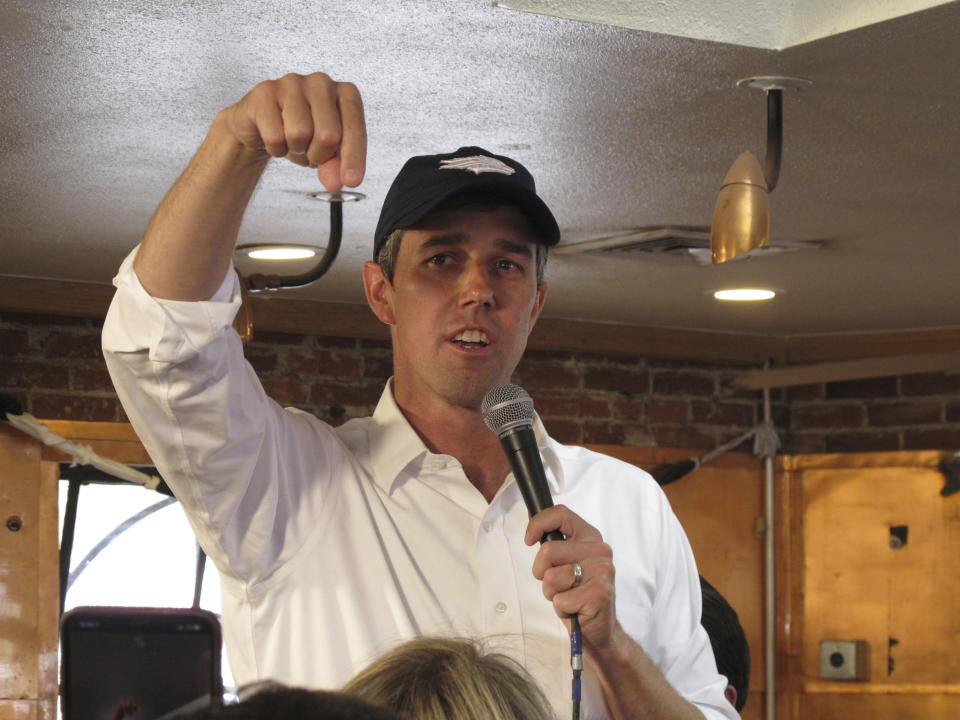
<box><xmin>458</xmin><ymin>262</ymin><xmax>495</xmax><ymax>307</ymax></box>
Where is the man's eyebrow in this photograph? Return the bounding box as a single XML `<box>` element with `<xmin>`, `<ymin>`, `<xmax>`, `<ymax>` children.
<box><xmin>420</xmin><ymin>233</ymin><xmax>469</xmax><ymax>250</ymax></box>
<box><xmin>496</xmin><ymin>239</ymin><xmax>534</xmax><ymax>257</ymax></box>
<box><xmin>417</xmin><ymin>234</ymin><xmax>534</xmax><ymax>258</ymax></box>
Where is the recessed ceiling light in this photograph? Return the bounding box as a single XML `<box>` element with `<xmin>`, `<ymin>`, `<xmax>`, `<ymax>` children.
<box><xmin>714</xmin><ymin>288</ymin><xmax>776</xmax><ymax>301</ymax></box>
<box><xmin>240</xmin><ymin>245</ymin><xmax>317</xmax><ymax>261</ymax></box>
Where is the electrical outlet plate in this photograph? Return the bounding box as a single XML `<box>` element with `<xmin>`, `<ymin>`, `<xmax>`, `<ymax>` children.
<box><xmin>819</xmin><ymin>640</ymin><xmax>869</xmax><ymax>680</ymax></box>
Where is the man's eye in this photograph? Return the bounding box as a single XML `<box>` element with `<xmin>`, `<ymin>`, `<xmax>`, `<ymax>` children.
<box><xmin>428</xmin><ymin>254</ymin><xmax>449</xmax><ymax>265</ymax></box>
<box><xmin>497</xmin><ymin>259</ymin><xmax>522</xmax><ymax>271</ymax></box>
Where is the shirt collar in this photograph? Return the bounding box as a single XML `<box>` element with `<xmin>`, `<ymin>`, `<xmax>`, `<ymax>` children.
<box><xmin>368</xmin><ymin>380</ymin><xmax>430</xmax><ymax>494</ymax></box>
<box><xmin>367</xmin><ymin>380</ymin><xmax>565</xmax><ymax>497</ymax></box>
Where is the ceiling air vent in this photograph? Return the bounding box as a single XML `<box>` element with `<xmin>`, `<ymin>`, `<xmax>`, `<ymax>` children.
<box><xmin>553</xmin><ymin>226</ymin><xmax>821</xmax><ymax>266</ymax></box>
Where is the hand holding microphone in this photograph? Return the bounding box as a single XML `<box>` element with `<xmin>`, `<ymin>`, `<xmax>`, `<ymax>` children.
<box><xmin>483</xmin><ymin>383</ymin><xmax>592</xmax><ymax>720</ymax></box>
<box><xmin>481</xmin><ymin>385</ymin><xmax>618</xmax><ymax>641</ymax></box>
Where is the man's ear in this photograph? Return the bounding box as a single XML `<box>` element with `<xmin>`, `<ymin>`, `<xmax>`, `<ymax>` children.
<box><xmin>723</xmin><ymin>684</ymin><xmax>738</xmax><ymax>709</ymax></box>
<box><xmin>363</xmin><ymin>261</ymin><xmax>396</xmax><ymax>325</ymax></box>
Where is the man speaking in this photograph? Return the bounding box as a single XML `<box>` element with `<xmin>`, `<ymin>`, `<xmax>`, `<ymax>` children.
<box><xmin>102</xmin><ymin>72</ymin><xmax>737</xmax><ymax>720</ymax></box>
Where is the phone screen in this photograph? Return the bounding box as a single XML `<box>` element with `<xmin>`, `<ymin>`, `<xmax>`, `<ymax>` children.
<box><xmin>61</xmin><ymin>607</ymin><xmax>222</xmax><ymax>720</ymax></box>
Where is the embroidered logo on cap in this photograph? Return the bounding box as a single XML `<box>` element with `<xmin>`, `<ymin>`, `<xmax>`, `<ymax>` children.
<box><xmin>439</xmin><ymin>155</ymin><xmax>516</xmax><ymax>176</ymax></box>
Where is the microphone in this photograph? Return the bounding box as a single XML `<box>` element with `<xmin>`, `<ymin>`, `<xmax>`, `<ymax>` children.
<box><xmin>481</xmin><ymin>383</ymin><xmax>562</xmax><ymax>543</ymax></box>
<box><xmin>482</xmin><ymin>383</ymin><xmax>583</xmax><ymax>720</ymax></box>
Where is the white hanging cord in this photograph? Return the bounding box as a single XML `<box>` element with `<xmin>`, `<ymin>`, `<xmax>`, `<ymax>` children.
<box><xmin>4</xmin><ymin>411</ymin><xmax>161</xmax><ymax>490</ymax></box>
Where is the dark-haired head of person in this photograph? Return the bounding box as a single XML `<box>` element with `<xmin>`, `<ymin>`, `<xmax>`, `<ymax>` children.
<box><xmin>700</xmin><ymin>576</ymin><xmax>750</xmax><ymax>712</ymax></box>
<box><xmin>185</xmin><ymin>685</ymin><xmax>398</xmax><ymax>720</ymax></box>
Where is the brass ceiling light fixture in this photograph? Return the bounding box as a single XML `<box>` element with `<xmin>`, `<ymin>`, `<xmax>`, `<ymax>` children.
<box><xmin>710</xmin><ymin>76</ymin><xmax>812</xmax><ymax>264</ymax></box>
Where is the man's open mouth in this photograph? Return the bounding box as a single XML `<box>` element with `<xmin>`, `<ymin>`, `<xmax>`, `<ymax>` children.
<box><xmin>451</xmin><ymin>329</ymin><xmax>490</xmax><ymax>348</ymax></box>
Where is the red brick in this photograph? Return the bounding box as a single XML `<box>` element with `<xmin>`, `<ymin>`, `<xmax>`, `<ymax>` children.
<box><xmin>282</xmin><ymin>349</ymin><xmax>361</xmax><ymax>377</ymax></box>
<box><xmin>716</xmin><ymin>430</ymin><xmax>755</xmax><ymax>452</ymax></box>
<box><xmin>544</xmin><ymin>419</ymin><xmax>581</xmax><ymax>444</ymax></box>
<box><xmin>904</xmin><ymin>429</ymin><xmax>960</xmax><ymax>451</ymax></box>
<box><xmin>318</xmin><ymin>335</ymin><xmax>360</xmax><ymax>349</ymax></box>
<box><xmin>579</xmin><ymin>396</ymin><xmax>611</xmax><ymax>418</ymax></box>
<box><xmin>261</xmin><ymin>377</ymin><xmax>310</xmax><ymax>407</ymax></box>
<box><xmin>310</xmin><ymin>380</ymin><xmax>368</xmax><ymax>407</ymax></box>
<box><xmin>651</xmin><ymin>370</ymin><xmax>714</xmax><ymax>397</ymax></box>
<box><xmin>72</xmin><ymin>365</ymin><xmax>115</xmax><ymax>392</ymax></box>
<box><xmin>523</xmin><ymin>349</ymin><xmax>576</xmax><ymax>364</ymax></box>
<box><xmin>786</xmin><ymin>384</ymin><xmax>825</xmax><ymax>402</ymax></box>
<box><xmin>2</xmin><ymin>312</ymin><xmax>87</xmax><ymax>327</ymax></box>
<box><xmin>31</xmin><ymin>394</ymin><xmax>119</xmax><ymax>421</ymax></box>
<box><xmin>0</xmin><ymin>328</ymin><xmax>29</xmax><ymax>355</ymax></box>
<box><xmin>532</xmin><ymin>394</ymin><xmax>580</xmax><ymax>417</ymax></box>
<box><xmin>825</xmin><ymin>377</ymin><xmax>898</xmax><ymax>399</ymax></box>
<box><xmin>690</xmin><ymin>400</ymin><xmax>754</xmax><ymax>427</ymax></box>
<box><xmin>357</xmin><ymin>337</ymin><xmax>392</xmax><ymax>351</ymax></box>
<box><xmin>360</xmin><ymin>380</ymin><xmax>386</xmax><ymax>406</ymax></box>
<box><xmin>34</xmin><ymin>330</ymin><xmax>103</xmax><ymax>360</ymax></box>
<box><xmin>653</xmin><ymin>426</ymin><xmax>714</xmax><ymax>451</ymax></box>
<box><xmin>769</xmin><ymin>404</ymin><xmax>790</xmax><ymax>433</ymax></box>
<box><xmin>363</xmin><ymin>353</ymin><xmax>395</xmax><ymax>379</ymax></box>
<box><xmin>613</xmin><ymin>397</ymin><xmax>645</xmax><ymax>421</ymax></box>
<box><xmin>623</xmin><ymin>426</ymin><xmax>655</xmax><ymax>447</ymax></box>
<box><xmin>947</xmin><ymin>401</ymin><xmax>960</xmax><ymax>423</ymax></box>
<box><xmin>792</xmin><ymin>403</ymin><xmax>865</xmax><ymax>430</ymax></box>
<box><xmin>0</xmin><ymin>359</ymin><xmax>71</xmax><ymax>391</ymax></box>
<box><xmin>782</xmin><ymin>434</ymin><xmax>826</xmax><ymax>454</ymax></box>
<box><xmin>867</xmin><ymin>400</ymin><xmax>941</xmax><ymax>427</ymax></box>
<box><xmin>648</xmin><ymin>398</ymin><xmax>687</xmax><ymax>424</ymax></box>
<box><xmin>582</xmin><ymin>366</ymin><xmax>648</xmax><ymax>395</ymax></box>
<box><xmin>244</xmin><ymin>346</ymin><xmax>278</xmax><ymax>373</ymax></box>
<box><xmin>901</xmin><ymin>372</ymin><xmax>960</xmax><ymax>396</ymax></box>
<box><xmin>512</xmin><ymin>359</ymin><xmax>580</xmax><ymax>391</ymax></box>
<box><xmin>583</xmin><ymin>421</ymin><xmax>626</xmax><ymax>445</ymax></box>
<box><xmin>825</xmin><ymin>431</ymin><xmax>902</xmax><ymax>453</ymax></box>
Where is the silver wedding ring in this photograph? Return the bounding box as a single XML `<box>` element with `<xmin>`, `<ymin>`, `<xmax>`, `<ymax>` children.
<box><xmin>571</xmin><ymin>561</ymin><xmax>583</xmax><ymax>588</ymax></box>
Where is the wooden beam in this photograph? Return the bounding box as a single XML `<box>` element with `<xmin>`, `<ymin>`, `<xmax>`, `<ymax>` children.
<box><xmin>785</xmin><ymin>328</ymin><xmax>960</xmax><ymax>364</ymax></box>
<box><xmin>0</xmin><ymin>275</ymin><xmax>783</xmax><ymax>363</ymax></box>
<box><xmin>3</xmin><ymin>275</ymin><xmax>960</xmax><ymax>367</ymax></box>
<box><xmin>528</xmin><ymin>318</ymin><xmax>785</xmax><ymax>364</ymax></box>
<box><xmin>0</xmin><ymin>276</ymin><xmax>115</xmax><ymax>318</ymax></box>
<box><xmin>733</xmin><ymin>350</ymin><xmax>960</xmax><ymax>390</ymax></box>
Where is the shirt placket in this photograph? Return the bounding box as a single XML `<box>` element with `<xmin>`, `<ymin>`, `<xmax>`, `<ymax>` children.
<box><xmin>475</xmin><ymin>500</ymin><xmax>525</xmax><ymax>656</ymax></box>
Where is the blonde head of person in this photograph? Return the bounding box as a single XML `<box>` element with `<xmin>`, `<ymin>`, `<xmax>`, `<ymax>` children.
<box><xmin>342</xmin><ymin>637</ymin><xmax>557</xmax><ymax>720</ymax></box>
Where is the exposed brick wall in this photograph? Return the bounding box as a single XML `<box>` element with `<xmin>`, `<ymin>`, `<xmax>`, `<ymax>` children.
<box><xmin>786</xmin><ymin>376</ymin><xmax>960</xmax><ymax>453</ymax></box>
<box><xmin>3</xmin><ymin>311</ymin><xmax>960</xmax><ymax>454</ymax></box>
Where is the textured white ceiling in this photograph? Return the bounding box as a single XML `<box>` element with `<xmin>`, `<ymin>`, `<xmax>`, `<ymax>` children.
<box><xmin>1</xmin><ymin>0</ymin><xmax>959</xmax><ymax>338</ymax></box>
<box><xmin>497</xmin><ymin>0</ymin><xmax>954</xmax><ymax>49</ymax></box>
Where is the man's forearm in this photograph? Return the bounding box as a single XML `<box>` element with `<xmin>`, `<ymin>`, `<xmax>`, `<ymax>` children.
<box><xmin>590</xmin><ymin>626</ymin><xmax>705</xmax><ymax>720</ymax></box>
<box><xmin>133</xmin><ymin>111</ymin><xmax>268</xmax><ymax>301</ymax></box>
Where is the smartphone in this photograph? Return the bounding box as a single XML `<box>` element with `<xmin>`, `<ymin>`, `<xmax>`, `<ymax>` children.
<box><xmin>61</xmin><ymin>606</ymin><xmax>222</xmax><ymax>720</ymax></box>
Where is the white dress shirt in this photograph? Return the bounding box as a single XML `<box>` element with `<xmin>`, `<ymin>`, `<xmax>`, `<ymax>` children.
<box><xmin>102</xmin><ymin>247</ymin><xmax>738</xmax><ymax>720</ymax></box>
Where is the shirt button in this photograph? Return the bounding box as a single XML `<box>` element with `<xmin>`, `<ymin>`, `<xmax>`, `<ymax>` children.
<box><xmin>495</xmin><ymin>602</ymin><xmax>507</xmax><ymax>614</ymax></box>
<box><xmin>482</xmin><ymin>521</ymin><xmax>492</xmax><ymax>533</ymax></box>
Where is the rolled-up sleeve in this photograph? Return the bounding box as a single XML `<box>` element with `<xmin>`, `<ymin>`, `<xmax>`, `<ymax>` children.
<box><xmin>102</xmin><ymin>247</ymin><xmax>344</xmax><ymax>585</ymax></box>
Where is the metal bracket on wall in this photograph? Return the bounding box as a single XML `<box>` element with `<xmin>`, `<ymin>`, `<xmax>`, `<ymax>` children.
<box><xmin>938</xmin><ymin>451</ymin><xmax>960</xmax><ymax>497</ymax></box>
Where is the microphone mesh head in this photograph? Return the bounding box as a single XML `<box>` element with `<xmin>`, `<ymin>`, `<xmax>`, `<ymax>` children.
<box><xmin>481</xmin><ymin>383</ymin><xmax>535</xmax><ymax>435</ymax></box>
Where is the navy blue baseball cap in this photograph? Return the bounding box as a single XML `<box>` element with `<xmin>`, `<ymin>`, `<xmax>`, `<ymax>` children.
<box><xmin>373</xmin><ymin>146</ymin><xmax>560</xmax><ymax>260</ymax></box>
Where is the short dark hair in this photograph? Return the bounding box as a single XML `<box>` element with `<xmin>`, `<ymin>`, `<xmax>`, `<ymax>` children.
<box><xmin>186</xmin><ymin>685</ymin><xmax>398</xmax><ymax>720</ymax></box>
<box><xmin>376</xmin><ymin>192</ymin><xmax>549</xmax><ymax>287</ymax></box>
<box><xmin>700</xmin><ymin>576</ymin><xmax>750</xmax><ymax>711</ymax></box>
